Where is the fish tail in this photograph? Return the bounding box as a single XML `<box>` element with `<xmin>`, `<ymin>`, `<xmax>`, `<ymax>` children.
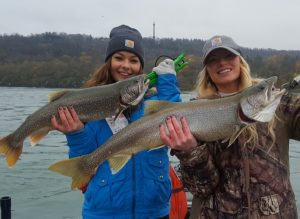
<box><xmin>29</xmin><ymin>127</ymin><xmax>52</xmax><ymax>146</ymax></box>
<box><xmin>0</xmin><ymin>135</ymin><xmax>23</xmax><ymax>167</ymax></box>
<box><xmin>48</xmin><ymin>157</ymin><xmax>93</xmax><ymax>190</ymax></box>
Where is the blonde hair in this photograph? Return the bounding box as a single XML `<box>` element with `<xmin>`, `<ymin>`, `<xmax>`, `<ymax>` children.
<box><xmin>83</xmin><ymin>57</ymin><xmax>143</xmax><ymax>88</ymax></box>
<box><xmin>195</xmin><ymin>56</ymin><xmax>253</xmax><ymax>98</ymax></box>
<box><xmin>194</xmin><ymin>55</ymin><xmax>276</xmax><ymax>149</ymax></box>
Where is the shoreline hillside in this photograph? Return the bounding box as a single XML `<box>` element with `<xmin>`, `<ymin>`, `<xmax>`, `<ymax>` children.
<box><xmin>0</xmin><ymin>33</ymin><xmax>300</xmax><ymax>90</ymax></box>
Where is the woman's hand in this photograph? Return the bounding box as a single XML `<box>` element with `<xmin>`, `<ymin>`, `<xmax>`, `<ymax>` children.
<box><xmin>51</xmin><ymin>106</ymin><xmax>84</xmax><ymax>134</ymax></box>
<box><xmin>159</xmin><ymin>116</ymin><xmax>198</xmax><ymax>151</ymax></box>
<box><xmin>153</xmin><ymin>59</ymin><xmax>176</xmax><ymax>75</ymax></box>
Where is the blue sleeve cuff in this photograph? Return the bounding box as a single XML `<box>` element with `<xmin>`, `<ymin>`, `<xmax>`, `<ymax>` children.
<box><xmin>156</xmin><ymin>74</ymin><xmax>181</xmax><ymax>102</ymax></box>
<box><xmin>66</xmin><ymin>126</ymin><xmax>90</xmax><ymax>146</ymax></box>
<box><xmin>65</xmin><ymin>124</ymin><xmax>97</xmax><ymax>157</ymax></box>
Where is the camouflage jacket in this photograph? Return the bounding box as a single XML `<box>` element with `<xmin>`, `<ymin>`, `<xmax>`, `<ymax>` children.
<box><xmin>174</xmin><ymin>93</ymin><xmax>300</xmax><ymax>219</ymax></box>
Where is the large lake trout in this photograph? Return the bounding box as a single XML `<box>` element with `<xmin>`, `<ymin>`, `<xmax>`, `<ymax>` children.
<box><xmin>49</xmin><ymin>76</ymin><xmax>285</xmax><ymax>190</ymax></box>
<box><xmin>0</xmin><ymin>74</ymin><xmax>149</xmax><ymax>167</ymax></box>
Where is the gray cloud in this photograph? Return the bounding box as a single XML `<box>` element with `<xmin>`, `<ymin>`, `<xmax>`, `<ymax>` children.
<box><xmin>0</xmin><ymin>0</ymin><xmax>299</xmax><ymax>50</ymax></box>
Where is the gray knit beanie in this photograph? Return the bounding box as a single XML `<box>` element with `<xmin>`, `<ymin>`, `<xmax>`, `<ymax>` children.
<box><xmin>105</xmin><ymin>25</ymin><xmax>145</xmax><ymax>67</ymax></box>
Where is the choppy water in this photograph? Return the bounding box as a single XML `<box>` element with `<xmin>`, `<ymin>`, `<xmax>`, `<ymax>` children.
<box><xmin>0</xmin><ymin>87</ymin><xmax>299</xmax><ymax>218</ymax></box>
<box><xmin>0</xmin><ymin>87</ymin><xmax>82</xmax><ymax>219</ymax></box>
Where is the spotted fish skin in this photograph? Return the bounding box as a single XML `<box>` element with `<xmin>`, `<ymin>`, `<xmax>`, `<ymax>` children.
<box><xmin>0</xmin><ymin>74</ymin><xmax>148</xmax><ymax>167</ymax></box>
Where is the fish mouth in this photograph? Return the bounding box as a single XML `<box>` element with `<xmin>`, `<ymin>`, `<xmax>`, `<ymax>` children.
<box><xmin>250</xmin><ymin>88</ymin><xmax>285</xmax><ymax>122</ymax></box>
<box><xmin>238</xmin><ymin>106</ymin><xmax>256</xmax><ymax>124</ymax></box>
<box><xmin>143</xmin><ymin>78</ymin><xmax>150</xmax><ymax>90</ymax></box>
<box><xmin>239</xmin><ymin>77</ymin><xmax>286</xmax><ymax>123</ymax></box>
<box><xmin>124</xmin><ymin>75</ymin><xmax>149</xmax><ymax>106</ymax></box>
<box><xmin>119</xmin><ymin>75</ymin><xmax>149</xmax><ymax>111</ymax></box>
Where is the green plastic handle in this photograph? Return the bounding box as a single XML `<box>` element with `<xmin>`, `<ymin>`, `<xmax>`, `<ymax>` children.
<box><xmin>146</xmin><ymin>51</ymin><xmax>188</xmax><ymax>87</ymax></box>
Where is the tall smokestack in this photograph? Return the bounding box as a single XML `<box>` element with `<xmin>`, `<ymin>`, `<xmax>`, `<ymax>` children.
<box><xmin>153</xmin><ymin>22</ymin><xmax>155</xmax><ymax>40</ymax></box>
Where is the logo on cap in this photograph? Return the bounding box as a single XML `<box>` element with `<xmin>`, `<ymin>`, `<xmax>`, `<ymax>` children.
<box><xmin>211</xmin><ymin>37</ymin><xmax>222</xmax><ymax>47</ymax></box>
<box><xmin>125</xmin><ymin>39</ymin><xmax>135</xmax><ymax>48</ymax></box>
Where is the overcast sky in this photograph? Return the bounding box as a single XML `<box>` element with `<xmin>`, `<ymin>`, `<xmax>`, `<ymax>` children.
<box><xmin>1</xmin><ymin>0</ymin><xmax>299</xmax><ymax>50</ymax></box>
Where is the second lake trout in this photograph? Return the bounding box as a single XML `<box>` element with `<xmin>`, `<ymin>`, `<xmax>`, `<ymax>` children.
<box><xmin>49</xmin><ymin>76</ymin><xmax>285</xmax><ymax>189</ymax></box>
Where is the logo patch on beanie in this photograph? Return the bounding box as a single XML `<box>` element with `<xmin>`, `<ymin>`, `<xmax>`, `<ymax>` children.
<box><xmin>211</xmin><ymin>37</ymin><xmax>222</xmax><ymax>46</ymax></box>
<box><xmin>125</xmin><ymin>39</ymin><xmax>135</xmax><ymax>48</ymax></box>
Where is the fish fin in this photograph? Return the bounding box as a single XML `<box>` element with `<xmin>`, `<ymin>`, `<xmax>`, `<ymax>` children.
<box><xmin>148</xmin><ymin>145</ymin><xmax>166</xmax><ymax>151</ymax></box>
<box><xmin>0</xmin><ymin>135</ymin><xmax>23</xmax><ymax>167</ymax></box>
<box><xmin>221</xmin><ymin>138</ymin><xmax>229</xmax><ymax>144</ymax></box>
<box><xmin>144</xmin><ymin>100</ymin><xmax>177</xmax><ymax>116</ymax></box>
<box><xmin>108</xmin><ymin>155</ymin><xmax>131</xmax><ymax>174</ymax></box>
<box><xmin>113</xmin><ymin>106</ymin><xmax>126</xmax><ymax>121</ymax></box>
<box><xmin>227</xmin><ymin>125</ymin><xmax>247</xmax><ymax>147</ymax></box>
<box><xmin>48</xmin><ymin>90</ymin><xmax>69</xmax><ymax>102</ymax></box>
<box><xmin>144</xmin><ymin>87</ymin><xmax>158</xmax><ymax>98</ymax></box>
<box><xmin>48</xmin><ymin>157</ymin><xmax>94</xmax><ymax>190</ymax></box>
<box><xmin>29</xmin><ymin>127</ymin><xmax>52</xmax><ymax>146</ymax></box>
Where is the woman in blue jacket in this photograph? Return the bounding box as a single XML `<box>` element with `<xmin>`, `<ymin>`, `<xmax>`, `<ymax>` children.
<box><xmin>51</xmin><ymin>24</ymin><xmax>181</xmax><ymax>219</ymax></box>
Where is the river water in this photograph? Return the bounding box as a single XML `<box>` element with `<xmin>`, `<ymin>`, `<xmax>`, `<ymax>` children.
<box><xmin>0</xmin><ymin>87</ymin><xmax>299</xmax><ymax>218</ymax></box>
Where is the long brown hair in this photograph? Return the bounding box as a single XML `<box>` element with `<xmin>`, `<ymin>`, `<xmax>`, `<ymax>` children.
<box><xmin>83</xmin><ymin>57</ymin><xmax>144</xmax><ymax>88</ymax></box>
<box><xmin>83</xmin><ymin>58</ymin><xmax>114</xmax><ymax>87</ymax></box>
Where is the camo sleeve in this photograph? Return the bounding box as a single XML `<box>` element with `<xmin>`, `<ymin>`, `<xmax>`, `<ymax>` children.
<box><xmin>172</xmin><ymin>144</ymin><xmax>219</xmax><ymax>198</ymax></box>
<box><xmin>278</xmin><ymin>93</ymin><xmax>300</xmax><ymax>140</ymax></box>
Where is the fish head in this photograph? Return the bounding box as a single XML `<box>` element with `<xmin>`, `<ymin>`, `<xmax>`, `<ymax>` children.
<box><xmin>239</xmin><ymin>76</ymin><xmax>286</xmax><ymax>123</ymax></box>
<box><xmin>119</xmin><ymin>74</ymin><xmax>149</xmax><ymax>107</ymax></box>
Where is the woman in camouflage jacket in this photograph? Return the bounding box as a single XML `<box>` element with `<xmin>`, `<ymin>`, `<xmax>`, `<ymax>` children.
<box><xmin>160</xmin><ymin>35</ymin><xmax>298</xmax><ymax>219</ymax></box>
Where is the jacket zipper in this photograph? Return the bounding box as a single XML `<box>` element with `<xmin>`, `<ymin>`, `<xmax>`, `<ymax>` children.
<box><xmin>132</xmin><ymin>154</ymin><xmax>136</xmax><ymax>219</ymax></box>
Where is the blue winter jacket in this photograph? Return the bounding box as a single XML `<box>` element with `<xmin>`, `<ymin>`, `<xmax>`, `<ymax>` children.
<box><xmin>66</xmin><ymin>74</ymin><xmax>181</xmax><ymax>219</ymax></box>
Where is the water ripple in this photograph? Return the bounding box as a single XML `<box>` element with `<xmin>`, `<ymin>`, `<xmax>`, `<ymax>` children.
<box><xmin>0</xmin><ymin>87</ymin><xmax>300</xmax><ymax>218</ymax></box>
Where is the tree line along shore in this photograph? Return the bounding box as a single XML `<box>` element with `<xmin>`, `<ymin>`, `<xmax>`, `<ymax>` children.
<box><xmin>0</xmin><ymin>32</ymin><xmax>300</xmax><ymax>90</ymax></box>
